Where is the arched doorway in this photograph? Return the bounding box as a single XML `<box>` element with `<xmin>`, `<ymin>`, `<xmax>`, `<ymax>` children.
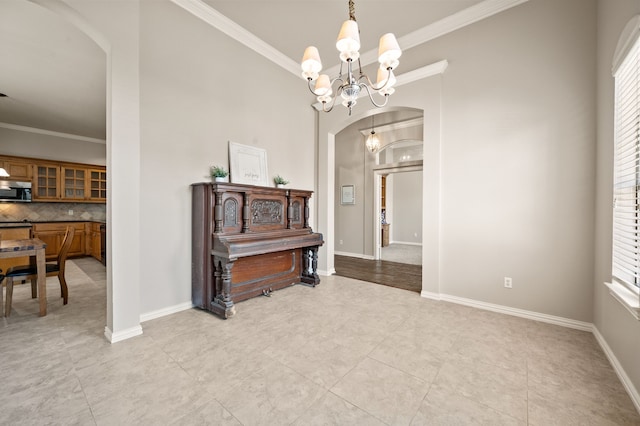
<box><xmin>315</xmin><ymin>67</ymin><xmax>446</xmax><ymax>298</ymax></box>
<box><xmin>26</xmin><ymin>0</ymin><xmax>144</xmax><ymax>342</ymax></box>
<box><xmin>332</xmin><ymin>112</ymin><xmax>423</xmax><ymax>292</ymax></box>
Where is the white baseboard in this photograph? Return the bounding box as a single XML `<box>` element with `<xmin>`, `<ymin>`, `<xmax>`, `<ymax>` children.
<box><xmin>104</xmin><ymin>324</ymin><xmax>143</xmax><ymax>343</ymax></box>
<box><xmin>593</xmin><ymin>326</ymin><xmax>640</xmax><ymax>413</ymax></box>
<box><xmin>335</xmin><ymin>251</ymin><xmax>375</xmax><ymax>260</ymax></box>
<box><xmin>420</xmin><ymin>291</ymin><xmax>592</xmax><ymax>331</ymax></box>
<box><xmin>318</xmin><ymin>268</ymin><xmax>335</xmax><ymax>276</ymax></box>
<box><xmin>389</xmin><ymin>241</ymin><xmax>422</xmax><ymax>247</ymax></box>
<box><xmin>140</xmin><ymin>301</ymin><xmax>194</xmax><ymax>323</ymax></box>
<box><xmin>420</xmin><ymin>290</ymin><xmax>640</xmax><ymax>414</ymax></box>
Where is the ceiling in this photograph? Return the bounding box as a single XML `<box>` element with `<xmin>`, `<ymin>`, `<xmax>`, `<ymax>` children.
<box><xmin>0</xmin><ymin>0</ymin><xmax>488</xmax><ymax>142</ymax></box>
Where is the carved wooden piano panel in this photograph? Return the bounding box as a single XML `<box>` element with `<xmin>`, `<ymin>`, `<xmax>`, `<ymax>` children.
<box><xmin>191</xmin><ymin>182</ymin><xmax>324</xmax><ymax>318</ymax></box>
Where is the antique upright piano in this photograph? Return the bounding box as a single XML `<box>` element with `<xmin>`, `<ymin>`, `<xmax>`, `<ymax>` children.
<box><xmin>191</xmin><ymin>182</ymin><xmax>324</xmax><ymax>318</ymax></box>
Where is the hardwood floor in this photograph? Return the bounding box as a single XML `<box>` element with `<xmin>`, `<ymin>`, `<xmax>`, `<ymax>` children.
<box><xmin>334</xmin><ymin>255</ymin><xmax>422</xmax><ymax>293</ymax></box>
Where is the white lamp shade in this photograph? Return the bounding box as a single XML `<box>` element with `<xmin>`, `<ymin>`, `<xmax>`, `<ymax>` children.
<box><xmin>301</xmin><ymin>46</ymin><xmax>322</xmax><ymax>80</ymax></box>
<box><xmin>378</xmin><ymin>33</ymin><xmax>401</xmax><ymax>69</ymax></box>
<box><xmin>314</xmin><ymin>74</ymin><xmax>332</xmax><ymax>96</ymax></box>
<box><xmin>336</xmin><ymin>20</ymin><xmax>360</xmax><ymax>56</ymax></box>
<box><xmin>0</xmin><ymin>167</ymin><xmax>9</xmax><ymax>177</ymax></box>
<box><xmin>376</xmin><ymin>68</ymin><xmax>396</xmax><ymax>88</ymax></box>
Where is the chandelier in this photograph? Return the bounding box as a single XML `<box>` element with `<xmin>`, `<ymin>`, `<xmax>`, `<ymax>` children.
<box><xmin>300</xmin><ymin>0</ymin><xmax>402</xmax><ymax>115</ymax></box>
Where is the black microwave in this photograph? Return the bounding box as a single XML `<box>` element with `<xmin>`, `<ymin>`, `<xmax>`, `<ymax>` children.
<box><xmin>0</xmin><ymin>181</ymin><xmax>32</xmax><ymax>202</ymax></box>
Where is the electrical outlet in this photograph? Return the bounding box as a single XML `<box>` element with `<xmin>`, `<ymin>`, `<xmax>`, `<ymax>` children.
<box><xmin>504</xmin><ymin>277</ymin><xmax>512</xmax><ymax>288</ymax></box>
<box><xmin>68</xmin><ymin>209</ymin><xmax>74</xmax><ymax>216</ymax></box>
<box><xmin>339</xmin><ymin>239</ymin><xmax>343</xmax><ymax>245</ymax></box>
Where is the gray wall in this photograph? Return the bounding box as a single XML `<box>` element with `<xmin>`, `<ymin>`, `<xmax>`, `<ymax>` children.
<box><xmin>595</xmin><ymin>0</ymin><xmax>640</xmax><ymax>407</ymax></box>
<box><xmin>334</xmin><ymin>122</ymin><xmax>375</xmax><ymax>257</ymax></box>
<box><xmin>426</xmin><ymin>0</ymin><xmax>596</xmax><ymax>321</ymax></box>
<box><xmin>138</xmin><ymin>1</ymin><xmax>316</xmax><ymax>313</ymax></box>
<box><xmin>319</xmin><ymin>0</ymin><xmax>597</xmax><ymax>323</ymax></box>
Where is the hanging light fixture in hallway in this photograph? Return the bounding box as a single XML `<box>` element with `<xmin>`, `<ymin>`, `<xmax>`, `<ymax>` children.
<box><xmin>365</xmin><ymin>115</ymin><xmax>380</xmax><ymax>153</ymax></box>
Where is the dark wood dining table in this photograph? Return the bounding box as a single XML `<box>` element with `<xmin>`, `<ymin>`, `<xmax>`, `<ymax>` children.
<box><xmin>0</xmin><ymin>238</ymin><xmax>47</xmax><ymax>316</ymax></box>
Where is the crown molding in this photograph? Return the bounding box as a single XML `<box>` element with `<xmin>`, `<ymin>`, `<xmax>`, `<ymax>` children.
<box><xmin>325</xmin><ymin>0</ymin><xmax>529</xmax><ymax>77</ymax></box>
<box><xmin>400</xmin><ymin>0</ymin><xmax>529</xmax><ymax>51</ymax></box>
<box><xmin>171</xmin><ymin>0</ymin><xmax>527</xmax><ymax>80</ymax></box>
<box><xmin>0</xmin><ymin>122</ymin><xmax>106</xmax><ymax>144</ymax></box>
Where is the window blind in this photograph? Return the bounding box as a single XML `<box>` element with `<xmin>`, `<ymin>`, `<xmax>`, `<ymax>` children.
<box><xmin>613</xmin><ymin>35</ymin><xmax>640</xmax><ymax>290</ymax></box>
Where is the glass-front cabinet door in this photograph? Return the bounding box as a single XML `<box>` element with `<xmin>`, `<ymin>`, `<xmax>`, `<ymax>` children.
<box><xmin>33</xmin><ymin>165</ymin><xmax>60</xmax><ymax>200</ymax></box>
<box><xmin>88</xmin><ymin>169</ymin><xmax>107</xmax><ymax>201</ymax></box>
<box><xmin>62</xmin><ymin>167</ymin><xmax>86</xmax><ymax>200</ymax></box>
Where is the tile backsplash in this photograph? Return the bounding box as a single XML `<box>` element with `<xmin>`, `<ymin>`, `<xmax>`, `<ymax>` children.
<box><xmin>0</xmin><ymin>202</ymin><xmax>106</xmax><ymax>222</ymax></box>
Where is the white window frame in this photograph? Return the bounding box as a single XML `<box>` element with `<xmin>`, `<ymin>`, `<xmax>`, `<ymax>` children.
<box><xmin>606</xmin><ymin>16</ymin><xmax>640</xmax><ymax>320</ymax></box>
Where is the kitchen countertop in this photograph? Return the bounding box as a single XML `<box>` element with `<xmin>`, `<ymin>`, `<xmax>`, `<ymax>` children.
<box><xmin>0</xmin><ymin>222</ymin><xmax>33</xmax><ymax>229</ymax></box>
<box><xmin>0</xmin><ymin>220</ymin><xmax>106</xmax><ymax>227</ymax></box>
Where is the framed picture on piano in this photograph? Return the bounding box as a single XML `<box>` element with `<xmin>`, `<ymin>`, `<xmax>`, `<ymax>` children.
<box><xmin>229</xmin><ymin>141</ymin><xmax>269</xmax><ymax>186</ymax></box>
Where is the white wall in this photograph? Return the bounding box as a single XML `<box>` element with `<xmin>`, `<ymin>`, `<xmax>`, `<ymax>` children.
<box><xmin>595</xmin><ymin>0</ymin><xmax>640</xmax><ymax>408</ymax></box>
<box><xmin>138</xmin><ymin>1</ymin><xmax>316</xmax><ymax>314</ymax></box>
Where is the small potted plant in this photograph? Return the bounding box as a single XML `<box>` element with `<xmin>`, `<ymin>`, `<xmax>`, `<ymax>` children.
<box><xmin>274</xmin><ymin>175</ymin><xmax>289</xmax><ymax>188</ymax></box>
<box><xmin>210</xmin><ymin>165</ymin><xmax>229</xmax><ymax>183</ymax></box>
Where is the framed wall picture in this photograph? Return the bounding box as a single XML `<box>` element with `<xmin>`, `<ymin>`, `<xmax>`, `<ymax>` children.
<box><xmin>229</xmin><ymin>141</ymin><xmax>269</xmax><ymax>186</ymax></box>
<box><xmin>341</xmin><ymin>184</ymin><xmax>355</xmax><ymax>205</ymax></box>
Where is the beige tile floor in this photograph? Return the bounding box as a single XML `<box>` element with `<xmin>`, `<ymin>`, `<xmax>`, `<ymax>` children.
<box><xmin>1</xmin><ymin>257</ymin><xmax>639</xmax><ymax>425</ymax></box>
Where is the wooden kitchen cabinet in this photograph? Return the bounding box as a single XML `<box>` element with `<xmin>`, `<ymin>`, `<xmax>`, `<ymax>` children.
<box><xmin>88</xmin><ymin>169</ymin><xmax>107</xmax><ymax>201</ymax></box>
<box><xmin>32</xmin><ymin>222</ymin><xmax>86</xmax><ymax>260</ymax></box>
<box><xmin>32</xmin><ymin>164</ymin><xmax>106</xmax><ymax>202</ymax></box>
<box><xmin>86</xmin><ymin>222</ymin><xmax>102</xmax><ymax>261</ymax></box>
<box><xmin>33</xmin><ymin>164</ymin><xmax>61</xmax><ymax>200</ymax></box>
<box><xmin>62</xmin><ymin>167</ymin><xmax>86</xmax><ymax>200</ymax></box>
<box><xmin>0</xmin><ymin>155</ymin><xmax>106</xmax><ymax>203</ymax></box>
<box><xmin>1</xmin><ymin>159</ymin><xmax>32</xmax><ymax>180</ymax></box>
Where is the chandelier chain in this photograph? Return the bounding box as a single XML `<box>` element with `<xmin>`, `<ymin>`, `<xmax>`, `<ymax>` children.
<box><xmin>348</xmin><ymin>0</ymin><xmax>356</xmax><ymax>21</ymax></box>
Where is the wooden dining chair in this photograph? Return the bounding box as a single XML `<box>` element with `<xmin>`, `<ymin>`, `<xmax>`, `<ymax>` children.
<box><xmin>4</xmin><ymin>226</ymin><xmax>75</xmax><ymax>317</ymax></box>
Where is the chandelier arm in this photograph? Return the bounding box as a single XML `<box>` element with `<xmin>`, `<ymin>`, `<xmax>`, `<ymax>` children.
<box><xmin>306</xmin><ymin>78</ymin><xmax>318</xmax><ymax>95</ymax></box>
<box><xmin>307</xmin><ymin>76</ymin><xmax>345</xmax><ymax>96</ymax></box>
<box><xmin>359</xmin><ymin>83</ymin><xmax>390</xmax><ymax>108</ymax></box>
<box><xmin>358</xmin><ymin>67</ymin><xmax>393</xmax><ymax>91</ymax></box>
<box><xmin>320</xmin><ymin>95</ymin><xmax>338</xmax><ymax>113</ymax></box>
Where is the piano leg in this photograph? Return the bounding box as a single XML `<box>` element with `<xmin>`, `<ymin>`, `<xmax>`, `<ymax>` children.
<box><xmin>211</xmin><ymin>257</ymin><xmax>236</xmax><ymax>318</ymax></box>
<box><xmin>301</xmin><ymin>246</ymin><xmax>321</xmax><ymax>287</ymax></box>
